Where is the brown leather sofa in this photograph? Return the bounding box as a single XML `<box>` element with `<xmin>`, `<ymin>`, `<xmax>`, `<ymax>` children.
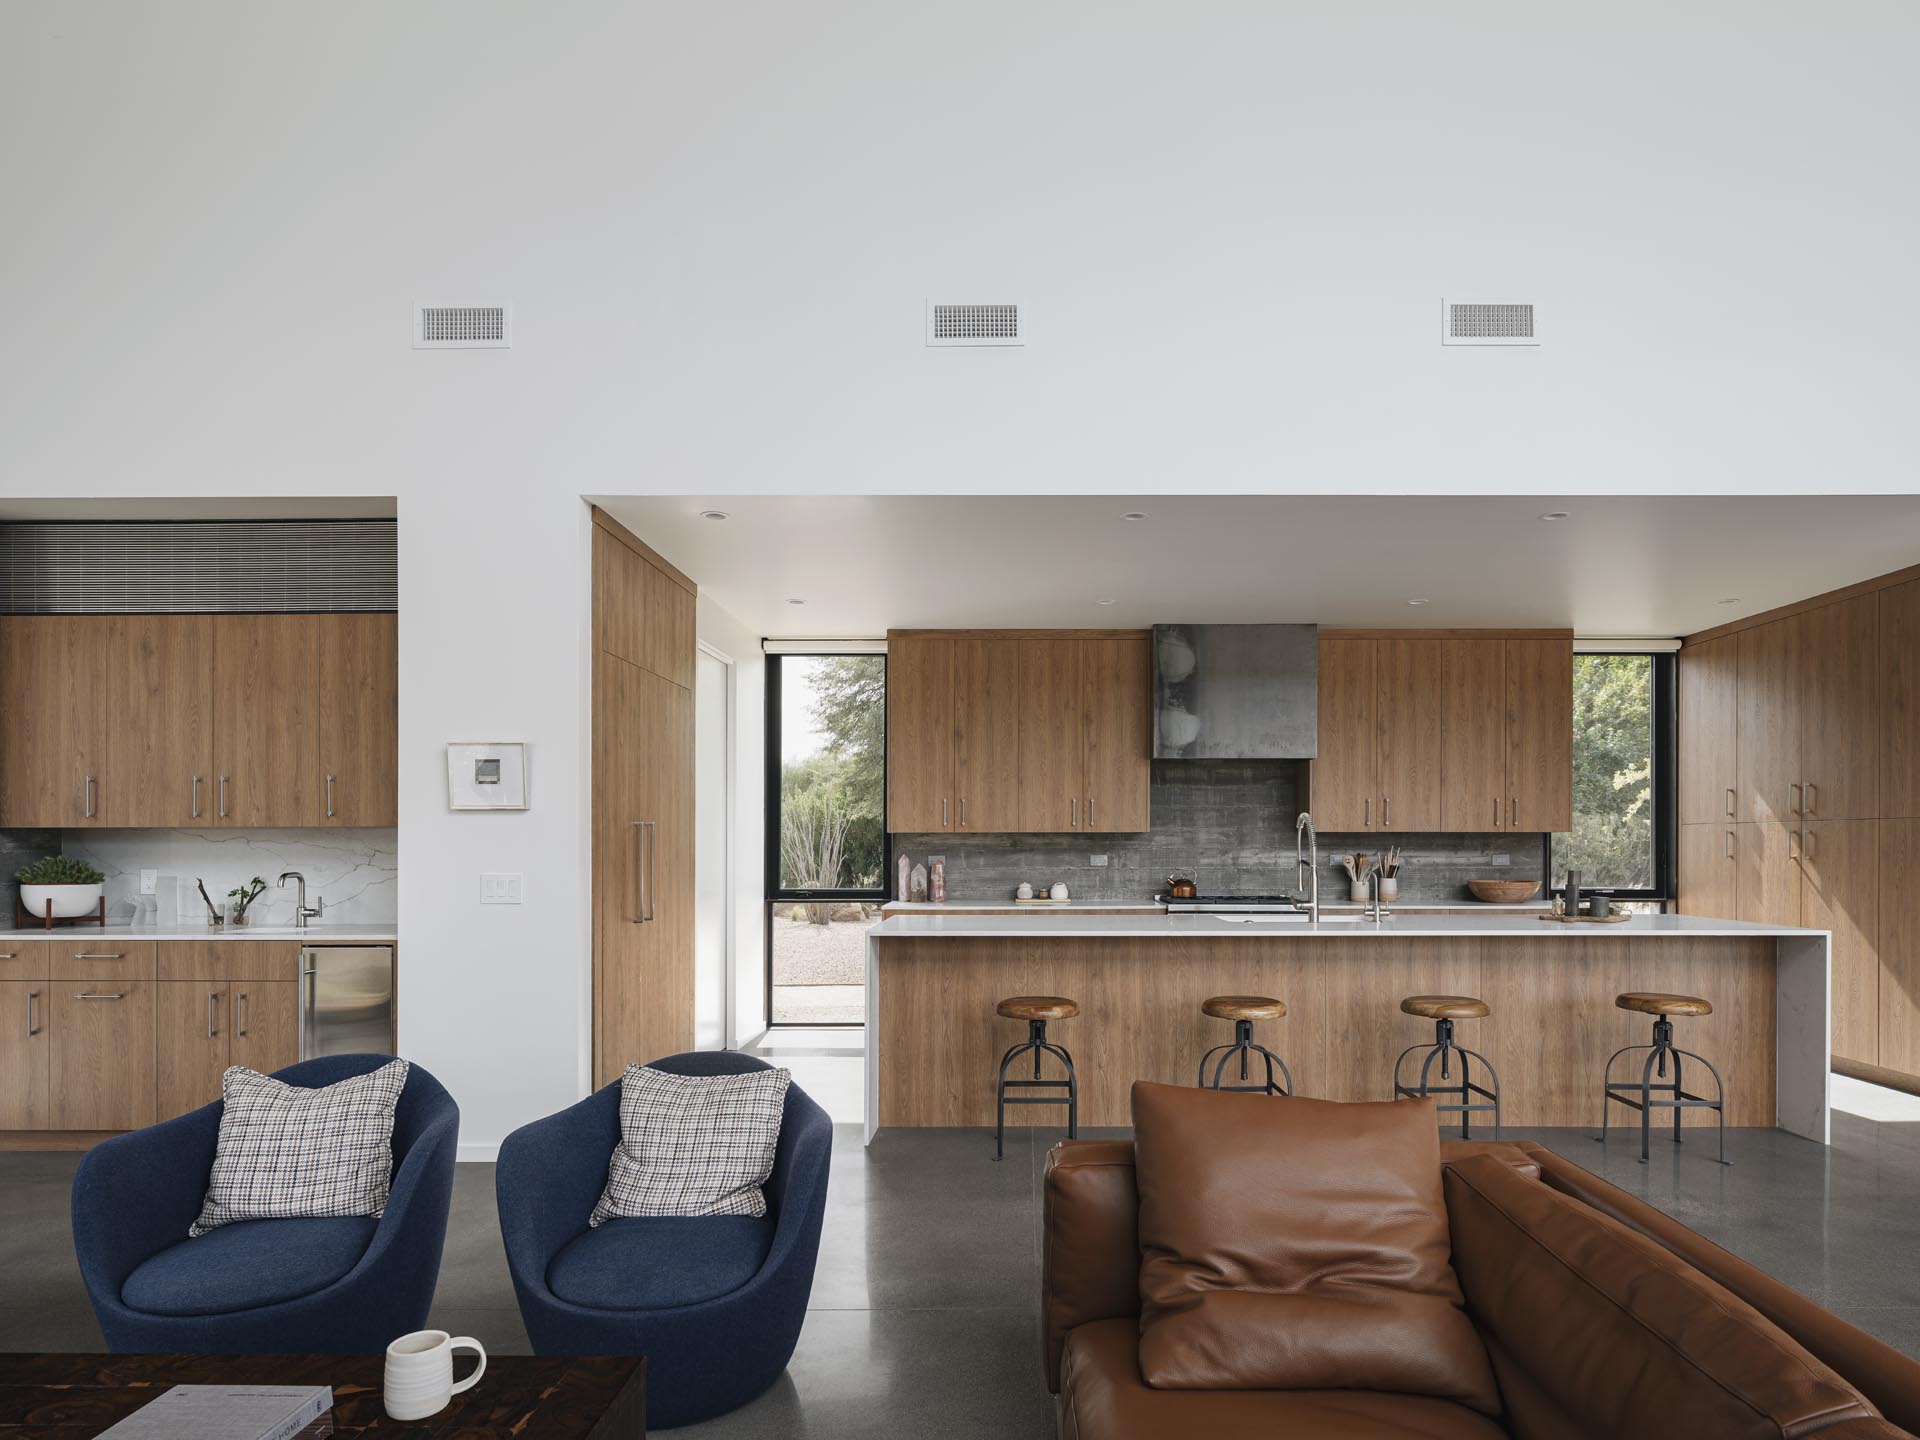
<box><xmin>1044</xmin><ymin>1137</ymin><xmax>1920</xmax><ymax>1439</ymax></box>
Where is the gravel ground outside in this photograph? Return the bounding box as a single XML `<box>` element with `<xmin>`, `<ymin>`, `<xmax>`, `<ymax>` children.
<box><xmin>770</xmin><ymin>914</ymin><xmax>874</xmax><ymax>1024</ymax></box>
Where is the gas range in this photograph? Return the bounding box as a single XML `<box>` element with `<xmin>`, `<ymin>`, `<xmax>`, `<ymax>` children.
<box><xmin>1162</xmin><ymin>893</ymin><xmax>1307</xmax><ymax>914</ymax></box>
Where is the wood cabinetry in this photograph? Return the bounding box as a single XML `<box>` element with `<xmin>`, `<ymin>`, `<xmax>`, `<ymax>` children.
<box><xmin>592</xmin><ymin>510</ymin><xmax>697</xmax><ymax>1088</ymax></box>
<box><xmin>1735</xmin><ymin>614</ymin><xmax>1802</xmax><ymax>824</ymax></box>
<box><xmin>1802</xmin><ymin>819</ymin><xmax>1878</xmax><ymax>1066</ymax></box>
<box><xmin>157</xmin><ymin>981</ymin><xmax>231</xmax><ymax>1120</ymax></box>
<box><xmin>230</xmin><ymin>981</ymin><xmax>300</xmax><ymax>1076</ymax></box>
<box><xmin>1679</xmin><ymin>633</ymin><xmax>1738</xmax><ymax>825</ymax></box>
<box><xmin>890</xmin><ymin>630</ymin><xmax>1152</xmax><ymax>835</ymax></box>
<box><xmin>0</xmin><ymin>612</ymin><xmax>396</xmax><ymax>830</ymax></box>
<box><xmin>50</xmin><ymin>981</ymin><xmax>156</xmax><ymax>1131</ymax></box>
<box><xmin>1881</xmin><ymin>581</ymin><xmax>1920</xmax><ymax>818</ymax></box>
<box><xmin>1880</xmin><ymin>820</ymin><xmax>1920</xmax><ymax>1077</ymax></box>
<box><xmin>1309</xmin><ymin>632</ymin><xmax>1572</xmax><ymax>834</ymax></box>
<box><xmin>0</xmin><ymin>982</ymin><xmax>50</xmax><ymax>1129</ymax></box>
<box><xmin>1677</xmin><ymin>823</ymin><xmax>1737</xmax><ymax>921</ymax></box>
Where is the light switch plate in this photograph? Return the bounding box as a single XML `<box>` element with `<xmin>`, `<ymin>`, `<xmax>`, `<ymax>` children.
<box><xmin>480</xmin><ymin>872</ymin><xmax>524</xmax><ymax>905</ymax></box>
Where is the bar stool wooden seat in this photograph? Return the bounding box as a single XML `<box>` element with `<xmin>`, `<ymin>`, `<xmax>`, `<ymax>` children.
<box><xmin>1598</xmin><ymin>992</ymin><xmax>1729</xmax><ymax>1165</ymax></box>
<box><xmin>1197</xmin><ymin>995</ymin><xmax>1292</xmax><ymax>1096</ymax></box>
<box><xmin>1393</xmin><ymin>995</ymin><xmax>1501</xmax><ymax>1138</ymax></box>
<box><xmin>993</xmin><ymin>996</ymin><xmax>1078</xmax><ymax>1160</ymax></box>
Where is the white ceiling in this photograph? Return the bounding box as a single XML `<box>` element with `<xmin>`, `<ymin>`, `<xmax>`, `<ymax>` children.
<box><xmin>593</xmin><ymin>495</ymin><xmax>1920</xmax><ymax>639</ymax></box>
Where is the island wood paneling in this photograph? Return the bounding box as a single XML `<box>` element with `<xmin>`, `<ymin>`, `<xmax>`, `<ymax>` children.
<box><xmin>874</xmin><ymin>934</ymin><xmax>1775</xmax><ymax>1130</ymax></box>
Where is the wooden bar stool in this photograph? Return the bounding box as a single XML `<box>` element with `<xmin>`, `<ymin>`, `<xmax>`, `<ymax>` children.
<box><xmin>1197</xmin><ymin>996</ymin><xmax>1292</xmax><ymax>1096</ymax></box>
<box><xmin>993</xmin><ymin>996</ymin><xmax>1078</xmax><ymax>1160</ymax></box>
<box><xmin>1393</xmin><ymin>995</ymin><xmax>1501</xmax><ymax>1139</ymax></box>
<box><xmin>1597</xmin><ymin>993</ymin><xmax>1730</xmax><ymax>1165</ymax></box>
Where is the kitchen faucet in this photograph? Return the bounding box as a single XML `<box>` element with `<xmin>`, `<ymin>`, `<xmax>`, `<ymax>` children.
<box><xmin>278</xmin><ymin>871</ymin><xmax>322</xmax><ymax>929</ymax></box>
<box><xmin>1294</xmin><ymin>812</ymin><xmax>1319</xmax><ymax>924</ymax></box>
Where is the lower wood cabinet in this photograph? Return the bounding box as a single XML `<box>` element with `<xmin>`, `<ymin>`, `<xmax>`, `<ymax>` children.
<box><xmin>0</xmin><ymin>982</ymin><xmax>50</xmax><ymax>1128</ymax></box>
<box><xmin>231</xmin><ymin>982</ymin><xmax>300</xmax><ymax>1076</ymax></box>
<box><xmin>50</xmin><ymin>981</ymin><xmax>157</xmax><ymax>1132</ymax></box>
<box><xmin>157</xmin><ymin>978</ymin><xmax>302</xmax><ymax>1119</ymax></box>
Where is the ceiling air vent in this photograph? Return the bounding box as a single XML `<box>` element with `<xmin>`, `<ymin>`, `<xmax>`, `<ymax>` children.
<box><xmin>926</xmin><ymin>301</ymin><xmax>1024</xmax><ymax>347</ymax></box>
<box><xmin>1442</xmin><ymin>300</ymin><xmax>1537</xmax><ymax>347</ymax></box>
<box><xmin>414</xmin><ymin>304</ymin><xmax>511</xmax><ymax>349</ymax></box>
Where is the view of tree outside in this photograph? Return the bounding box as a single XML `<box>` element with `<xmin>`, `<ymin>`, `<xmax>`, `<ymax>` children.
<box><xmin>771</xmin><ymin>654</ymin><xmax>886</xmax><ymax>1024</ymax></box>
<box><xmin>1550</xmin><ymin>653</ymin><xmax>1655</xmax><ymax>890</ymax></box>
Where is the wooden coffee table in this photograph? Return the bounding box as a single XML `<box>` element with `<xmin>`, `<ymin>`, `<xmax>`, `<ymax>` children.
<box><xmin>0</xmin><ymin>1353</ymin><xmax>645</xmax><ymax>1437</ymax></box>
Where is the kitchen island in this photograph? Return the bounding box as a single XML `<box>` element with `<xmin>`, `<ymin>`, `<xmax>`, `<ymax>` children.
<box><xmin>863</xmin><ymin>911</ymin><xmax>1830</xmax><ymax>1144</ymax></box>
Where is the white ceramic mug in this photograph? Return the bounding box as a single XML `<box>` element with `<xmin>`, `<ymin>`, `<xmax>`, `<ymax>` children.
<box><xmin>384</xmin><ymin>1329</ymin><xmax>486</xmax><ymax>1421</ymax></box>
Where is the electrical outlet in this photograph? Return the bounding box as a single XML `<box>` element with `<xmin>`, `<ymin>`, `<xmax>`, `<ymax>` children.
<box><xmin>1089</xmin><ymin>855</ymin><xmax>1109</xmax><ymax>866</ymax></box>
<box><xmin>480</xmin><ymin>872</ymin><xmax>524</xmax><ymax>905</ymax></box>
<box><xmin>139</xmin><ymin>869</ymin><xmax>158</xmax><ymax>895</ymax></box>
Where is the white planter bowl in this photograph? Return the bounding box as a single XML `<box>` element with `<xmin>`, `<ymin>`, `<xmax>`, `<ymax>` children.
<box><xmin>19</xmin><ymin>882</ymin><xmax>104</xmax><ymax>919</ymax></box>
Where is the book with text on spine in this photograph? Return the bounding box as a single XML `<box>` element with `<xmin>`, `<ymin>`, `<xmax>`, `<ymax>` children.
<box><xmin>96</xmin><ymin>1385</ymin><xmax>333</xmax><ymax>1440</ymax></box>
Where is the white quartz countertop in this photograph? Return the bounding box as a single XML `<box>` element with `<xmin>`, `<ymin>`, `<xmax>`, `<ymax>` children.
<box><xmin>0</xmin><ymin>922</ymin><xmax>397</xmax><ymax>942</ymax></box>
<box><xmin>868</xmin><ymin>912</ymin><xmax>1827</xmax><ymax>941</ymax></box>
<box><xmin>880</xmin><ymin>900</ymin><xmax>1551</xmax><ymax>914</ymax></box>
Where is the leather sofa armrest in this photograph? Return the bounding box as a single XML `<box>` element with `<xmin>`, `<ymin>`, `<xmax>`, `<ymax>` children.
<box><xmin>1439</xmin><ymin>1138</ymin><xmax>1543</xmax><ymax>1179</ymax></box>
<box><xmin>1042</xmin><ymin>1140</ymin><xmax>1139</xmax><ymax>1394</ymax></box>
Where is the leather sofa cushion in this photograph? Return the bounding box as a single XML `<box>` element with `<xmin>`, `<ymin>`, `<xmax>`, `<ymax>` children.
<box><xmin>1444</xmin><ymin>1154</ymin><xmax>1881</xmax><ymax>1440</ymax></box>
<box><xmin>547</xmin><ymin>1215</ymin><xmax>773</xmax><ymax>1310</ymax></box>
<box><xmin>122</xmin><ymin>1217</ymin><xmax>376</xmax><ymax>1316</ymax></box>
<box><xmin>1130</xmin><ymin>1084</ymin><xmax>1499</xmax><ymax>1414</ymax></box>
<box><xmin>1044</xmin><ymin>1140</ymin><xmax>1141</xmax><ymax>1393</ymax></box>
<box><xmin>1060</xmin><ymin>1317</ymin><xmax>1509</xmax><ymax>1440</ymax></box>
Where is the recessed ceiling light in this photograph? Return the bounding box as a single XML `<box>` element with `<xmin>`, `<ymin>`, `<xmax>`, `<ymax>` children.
<box><xmin>1407</xmin><ymin>598</ymin><xmax>1431</xmax><ymax>606</ymax></box>
<box><xmin>1718</xmin><ymin>597</ymin><xmax>1742</xmax><ymax>605</ymax></box>
<box><xmin>699</xmin><ymin>509</ymin><xmax>729</xmax><ymax>521</ymax></box>
<box><xmin>785</xmin><ymin>597</ymin><xmax>806</xmax><ymax>606</ymax></box>
<box><xmin>1120</xmin><ymin>511</ymin><xmax>1150</xmax><ymax>521</ymax></box>
<box><xmin>1538</xmin><ymin>511</ymin><xmax>1571</xmax><ymax>522</ymax></box>
<box><xmin>1095</xmin><ymin>599</ymin><xmax>1117</xmax><ymax>606</ymax></box>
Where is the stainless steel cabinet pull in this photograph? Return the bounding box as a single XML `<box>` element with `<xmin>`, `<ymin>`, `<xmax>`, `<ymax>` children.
<box><xmin>1789</xmin><ymin>782</ymin><xmax>1802</xmax><ymax>817</ymax></box>
<box><xmin>237</xmin><ymin>990</ymin><xmax>250</xmax><ymax>1037</ymax></box>
<box><xmin>959</xmin><ymin>797</ymin><xmax>966</xmax><ymax>827</ymax></box>
<box><xmin>25</xmin><ymin>990</ymin><xmax>38</xmax><ymax>1036</ymax></box>
<box><xmin>1087</xmin><ymin>796</ymin><xmax>1095</xmax><ymax>829</ymax></box>
<box><xmin>83</xmin><ymin>775</ymin><xmax>96</xmax><ymax>819</ymax></box>
<box><xmin>630</xmin><ymin>820</ymin><xmax>651</xmax><ymax>924</ymax></box>
<box><xmin>1725</xmin><ymin>787</ymin><xmax>1736</xmax><ymax>818</ymax></box>
<box><xmin>1364</xmin><ymin>797</ymin><xmax>1371</xmax><ymax>826</ymax></box>
<box><xmin>74</xmin><ymin>952</ymin><xmax>123</xmax><ymax>960</ymax></box>
<box><xmin>1070</xmin><ymin>797</ymin><xmax>1077</xmax><ymax>828</ymax></box>
<box><xmin>1510</xmin><ymin>797</ymin><xmax>1518</xmax><ymax>828</ymax></box>
<box><xmin>325</xmin><ymin>774</ymin><xmax>336</xmax><ymax>818</ymax></box>
<box><xmin>1493</xmin><ymin>796</ymin><xmax>1500</xmax><ymax>827</ymax></box>
<box><xmin>1806</xmin><ymin>782</ymin><xmax>1818</xmax><ymax>816</ymax></box>
<box><xmin>942</xmin><ymin>797</ymin><xmax>949</xmax><ymax>828</ymax></box>
<box><xmin>1805</xmin><ymin>827</ymin><xmax>1817</xmax><ymax>862</ymax></box>
<box><xmin>1382</xmin><ymin>796</ymin><xmax>1390</xmax><ymax>829</ymax></box>
<box><xmin>74</xmin><ymin>992</ymin><xmax>125</xmax><ymax>1000</ymax></box>
<box><xmin>644</xmin><ymin>820</ymin><xmax>657</xmax><ymax>923</ymax></box>
<box><xmin>1724</xmin><ymin>830</ymin><xmax>1735</xmax><ymax>859</ymax></box>
<box><xmin>192</xmin><ymin>774</ymin><xmax>202</xmax><ymax>818</ymax></box>
<box><xmin>0</xmin><ymin>951</ymin><xmax>15</xmax><ymax>960</ymax></box>
<box><xmin>1789</xmin><ymin>828</ymin><xmax>1801</xmax><ymax>861</ymax></box>
<box><xmin>219</xmin><ymin>775</ymin><xmax>229</xmax><ymax>818</ymax></box>
<box><xmin>206</xmin><ymin>990</ymin><xmax>220</xmax><ymax>1038</ymax></box>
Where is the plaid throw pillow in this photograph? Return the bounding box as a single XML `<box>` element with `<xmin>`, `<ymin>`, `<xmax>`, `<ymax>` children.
<box><xmin>589</xmin><ymin>1064</ymin><xmax>791</xmax><ymax>1226</ymax></box>
<box><xmin>190</xmin><ymin>1060</ymin><xmax>410</xmax><ymax>1237</ymax></box>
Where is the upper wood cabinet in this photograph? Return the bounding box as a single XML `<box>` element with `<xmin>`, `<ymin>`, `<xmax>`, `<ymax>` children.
<box><xmin>1678</xmin><ymin>634</ymin><xmax>1737</xmax><ymax>825</ymax></box>
<box><xmin>0</xmin><ymin>612</ymin><xmax>396</xmax><ymax>830</ymax></box>
<box><xmin>889</xmin><ymin>630</ymin><xmax>1151</xmax><ymax>834</ymax></box>
<box><xmin>1676</xmin><ymin>822</ymin><xmax>1736</xmax><ymax>921</ymax></box>
<box><xmin>1882</xmin><ymin>580</ymin><xmax>1920</xmax><ymax>818</ymax></box>
<box><xmin>593</xmin><ymin>524</ymin><xmax>696</xmax><ymax>690</ymax></box>
<box><xmin>1309</xmin><ymin>632</ymin><xmax>1571</xmax><ymax>834</ymax></box>
<box><xmin>1504</xmin><ymin>638</ymin><xmax>1574</xmax><ymax>834</ymax></box>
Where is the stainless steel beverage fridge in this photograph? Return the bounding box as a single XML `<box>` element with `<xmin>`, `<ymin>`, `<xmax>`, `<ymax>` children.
<box><xmin>299</xmin><ymin>945</ymin><xmax>397</xmax><ymax>1057</ymax></box>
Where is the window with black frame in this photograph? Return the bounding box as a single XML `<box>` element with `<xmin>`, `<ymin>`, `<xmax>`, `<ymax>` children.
<box><xmin>1549</xmin><ymin>651</ymin><xmax>1675</xmax><ymax>905</ymax></box>
<box><xmin>765</xmin><ymin>652</ymin><xmax>888</xmax><ymax>1026</ymax></box>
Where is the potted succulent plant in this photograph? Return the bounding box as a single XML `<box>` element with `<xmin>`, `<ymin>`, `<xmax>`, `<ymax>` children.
<box><xmin>14</xmin><ymin>856</ymin><xmax>107</xmax><ymax>919</ymax></box>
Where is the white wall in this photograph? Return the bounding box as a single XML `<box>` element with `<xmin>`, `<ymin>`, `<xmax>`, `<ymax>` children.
<box><xmin>3</xmin><ymin>1</ymin><xmax>1917</xmax><ymax>1145</ymax></box>
<box><xmin>697</xmin><ymin>595</ymin><xmax>770</xmax><ymax>1045</ymax></box>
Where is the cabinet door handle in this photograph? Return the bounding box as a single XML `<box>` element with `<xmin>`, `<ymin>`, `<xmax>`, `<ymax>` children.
<box><xmin>1725</xmin><ymin>787</ymin><xmax>1736</xmax><ymax>818</ymax></box>
<box><xmin>1724</xmin><ymin>830</ymin><xmax>1735</xmax><ymax>860</ymax></box>
<box><xmin>206</xmin><ymin>990</ymin><xmax>221</xmax><ymax>1038</ymax></box>
<box><xmin>74</xmin><ymin>952</ymin><xmax>124</xmax><ymax>960</ymax></box>
<box><xmin>630</xmin><ymin>820</ymin><xmax>652</xmax><ymax>924</ymax></box>
<box><xmin>1087</xmin><ymin>796</ymin><xmax>1095</xmax><ymax>829</ymax></box>
<box><xmin>325</xmin><ymin>774</ymin><xmax>336</xmax><ymax>818</ymax></box>
<box><xmin>1493</xmin><ymin>796</ymin><xmax>1500</xmax><ymax>827</ymax></box>
<box><xmin>1510</xmin><ymin>797</ymin><xmax>1518</xmax><ymax>828</ymax></box>
<box><xmin>83</xmin><ymin>775</ymin><xmax>96</xmax><ymax>819</ymax></box>
<box><xmin>73</xmin><ymin>992</ymin><xmax>125</xmax><ymax>1000</ymax></box>
<box><xmin>644</xmin><ymin>820</ymin><xmax>657</xmax><ymax>923</ymax></box>
<box><xmin>192</xmin><ymin>774</ymin><xmax>202</xmax><ymax>819</ymax></box>
<box><xmin>1805</xmin><ymin>782</ymin><xmax>1818</xmax><ymax>817</ymax></box>
<box><xmin>1789</xmin><ymin>828</ymin><xmax>1801</xmax><ymax>861</ymax></box>
<box><xmin>1382</xmin><ymin>796</ymin><xmax>1390</xmax><ymax>829</ymax></box>
<box><xmin>25</xmin><ymin>990</ymin><xmax>38</xmax><ymax>1037</ymax></box>
<box><xmin>1364</xmin><ymin>797</ymin><xmax>1371</xmax><ymax>827</ymax></box>
<box><xmin>1804</xmin><ymin>826</ymin><xmax>1817</xmax><ymax>862</ymax></box>
<box><xmin>219</xmin><ymin>775</ymin><xmax>229</xmax><ymax>818</ymax></box>
<box><xmin>942</xmin><ymin>797</ymin><xmax>949</xmax><ymax>828</ymax></box>
<box><xmin>237</xmin><ymin>990</ymin><xmax>250</xmax><ymax>1037</ymax></box>
<box><xmin>1789</xmin><ymin>782</ymin><xmax>1802</xmax><ymax>817</ymax></box>
<box><xmin>1070</xmin><ymin>797</ymin><xmax>1077</xmax><ymax>828</ymax></box>
<box><xmin>959</xmin><ymin>797</ymin><xmax>966</xmax><ymax>827</ymax></box>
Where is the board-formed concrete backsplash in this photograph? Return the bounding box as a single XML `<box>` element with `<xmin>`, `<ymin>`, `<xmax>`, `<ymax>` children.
<box><xmin>895</xmin><ymin>760</ymin><xmax>1548</xmax><ymax>905</ymax></box>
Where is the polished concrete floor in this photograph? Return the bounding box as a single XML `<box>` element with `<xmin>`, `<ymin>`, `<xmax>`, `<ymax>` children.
<box><xmin>5</xmin><ymin>1114</ymin><xmax>1920</xmax><ymax>1435</ymax></box>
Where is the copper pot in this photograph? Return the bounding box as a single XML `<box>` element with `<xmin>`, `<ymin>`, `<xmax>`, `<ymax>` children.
<box><xmin>1166</xmin><ymin>875</ymin><xmax>1198</xmax><ymax>900</ymax></box>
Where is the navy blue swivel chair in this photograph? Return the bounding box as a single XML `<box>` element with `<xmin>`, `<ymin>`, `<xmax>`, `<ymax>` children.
<box><xmin>72</xmin><ymin>1054</ymin><xmax>459</xmax><ymax>1353</ymax></box>
<box><xmin>495</xmin><ymin>1051</ymin><xmax>832</xmax><ymax>1429</ymax></box>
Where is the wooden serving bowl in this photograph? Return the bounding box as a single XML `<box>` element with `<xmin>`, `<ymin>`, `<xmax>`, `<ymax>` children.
<box><xmin>1467</xmin><ymin>879</ymin><xmax>1543</xmax><ymax>904</ymax></box>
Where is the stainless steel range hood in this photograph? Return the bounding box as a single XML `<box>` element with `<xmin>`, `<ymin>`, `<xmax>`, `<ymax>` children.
<box><xmin>1152</xmin><ymin>624</ymin><xmax>1318</xmax><ymax>759</ymax></box>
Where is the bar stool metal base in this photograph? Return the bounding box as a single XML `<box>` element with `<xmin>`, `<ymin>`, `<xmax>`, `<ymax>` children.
<box><xmin>994</xmin><ymin>1018</ymin><xmax>1077</xmax><ymax>1160</ymax></box>
<box><xmin>1596</xmin><ymin>1016</ymin><xmax>1730</xmax><ymax>1165</ymax></box>
<box><xmin>1393</xmin><ymin>1018</ymin><xmax>1501</xmax><ymax>1139</ymax></box>
<box><xmin>1197</xmin><ymin>1019</ymin><xmax>1293</xmax><ymax>1096</ymax></box>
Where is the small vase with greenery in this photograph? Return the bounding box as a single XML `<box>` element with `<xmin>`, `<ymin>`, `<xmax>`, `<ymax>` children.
<box><xmin>227</xmin><ymin>876</ymin><xmax>268</xmax><ymax>927</ymax></box>
<box><xmin>14</xmin><ymin>856</ymin><xmax>108</xmax><ymax>921</ymax></box>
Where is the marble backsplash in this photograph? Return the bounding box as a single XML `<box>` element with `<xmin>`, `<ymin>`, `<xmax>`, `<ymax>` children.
<box><xmin>45</xmin><ymin>828</ymin><xmax>398</xmax><ymax>926</ymax></box>
<box><xmin>895</xmin><ymin>760</ymin><xmax>1549</xmax><ymax>905</ymax></box>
